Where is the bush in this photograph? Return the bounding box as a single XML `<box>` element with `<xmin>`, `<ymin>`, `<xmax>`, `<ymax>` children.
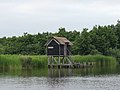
<box><xmin>90</xmin><ymin>49</ymin><xmax>102</xmax><ymax>55</ymax></box>
<box><xmin>20</xmin><ymin>56</ymin><xmax>32</xmax><ymax>69</ymax></box>
<box><xmin>107</xmin><ymin>48</ymin><xmax>120</xmax><ymax>58</ymax></box>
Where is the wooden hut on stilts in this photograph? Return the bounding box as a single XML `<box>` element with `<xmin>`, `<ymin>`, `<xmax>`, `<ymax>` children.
<box><xmin>45</xmin><ymin>36</ymin><xmax>74</xmax><ymax>68</ymax></box>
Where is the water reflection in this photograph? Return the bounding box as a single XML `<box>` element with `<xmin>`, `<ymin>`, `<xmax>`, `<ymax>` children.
<box><xmin>48</xmin><ymin>69</ymin><xmax>72</xmax><ymax>77</ymax></box>
<box><xmin>0</xmin><ymin>64</ymin><xmax>119</xmax><ymax>77</ymax></box>
<box><xmin>0</xmin><ymin>65</ymin><xmax>120</xmax><ymax>90</ymax></box>
<box><xmin>44</xmin><ymin>64</ymin><xmax>117</xmax><ymax>77</ymax></box>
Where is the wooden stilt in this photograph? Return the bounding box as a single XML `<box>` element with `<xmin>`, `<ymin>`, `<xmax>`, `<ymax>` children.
<box><xmin>58</xmin><ymin>56</ymin><xmax>60</xmax><ymax>69</ymax></box>
<box><xmin>62</xmin><ymin>56</ymin><xmax>64</xmax><ymax>64</ymax></box>
<box><xmin>48</xmin><ymin>56</ymin><xmax>51</xmax><ymax>68</ymax></box>
<box><xmin>52</xmin><ymin>56</ymin><xmax>55</xmax><ymax>68</ymax></box>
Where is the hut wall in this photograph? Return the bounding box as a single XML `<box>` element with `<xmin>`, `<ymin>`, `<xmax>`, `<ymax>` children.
<box><xmin>47</xmin><ymin>40</ymin><xmax>72</xmax><ymax>56</ymax></box>
<box><xmin>47</xmin><ymin>40</ymin><xmax>59</xmax><ymax>55</ymax></box>
<box><xmin>60</xmin><ymin>45</ymin><xmax>64</xmax><ymax>55</ymax></box>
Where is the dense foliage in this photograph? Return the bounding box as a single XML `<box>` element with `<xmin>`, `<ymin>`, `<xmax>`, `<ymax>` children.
<box><xmin>0</xmin><ymin>21</ymin><xmax>120</xmax><ymax>57</ymax></box>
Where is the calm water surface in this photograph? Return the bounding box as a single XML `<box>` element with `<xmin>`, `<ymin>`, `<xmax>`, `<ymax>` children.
<box><xmin>0</xmin><ymin>65</ymin><xmax>120</xmax><ymax>90</ymax></box>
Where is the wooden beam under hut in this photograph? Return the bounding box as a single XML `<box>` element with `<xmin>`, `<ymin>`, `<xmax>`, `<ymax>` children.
<box><xmin>47</xmin><ymin>56</ymin><xmax>94</xmax><ymax>69</ymax></box>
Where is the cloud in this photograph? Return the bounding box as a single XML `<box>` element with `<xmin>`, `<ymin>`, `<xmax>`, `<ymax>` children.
<box><xmin>1</xmin><ymin>0</ymin><xmax>120</xmax><ymax>17</ymax></box>
<box><xmin>0</xmin><ymin>0</ymin><xmax>120</xmax><ymax>37</ymax></box>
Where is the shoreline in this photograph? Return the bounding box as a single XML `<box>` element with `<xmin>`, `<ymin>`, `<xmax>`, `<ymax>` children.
<box><xmin>0</xmin><ymin>54</ymin><xmax>116</xmax><ymax>70</ymax></box>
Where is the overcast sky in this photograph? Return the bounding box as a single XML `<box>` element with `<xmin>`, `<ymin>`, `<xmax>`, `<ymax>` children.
<box><xmin>0</xmin><ymin>0</ymin><xmax>120</xmax><ymax>37</ymax></box>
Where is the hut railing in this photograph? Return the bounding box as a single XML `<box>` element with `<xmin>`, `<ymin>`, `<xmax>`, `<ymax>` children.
<box><xmin>66</xmin><ymin>47</ymin><xmax>75</xmax><ymax>65</ymax></box>
<box><xmin>66</xmin><ymin>47</ymin><xmax>72</xmax><ymax>56</ymax></box>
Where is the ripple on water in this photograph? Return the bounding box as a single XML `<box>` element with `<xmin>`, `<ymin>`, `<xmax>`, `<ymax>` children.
<box><xmin>0</xmin><ymin>75</ymin><xmax>120</xmax><ymax>90</ymax></box>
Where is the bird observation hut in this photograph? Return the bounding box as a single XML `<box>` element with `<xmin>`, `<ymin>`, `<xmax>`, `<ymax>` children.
<box><xmin>45</xmin><ymin>36</ymin><xmax>74</xmax><ymax>68</ymax></box>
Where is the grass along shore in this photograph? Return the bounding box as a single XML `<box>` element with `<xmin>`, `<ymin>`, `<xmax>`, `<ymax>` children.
<box><xmin>72</xmin><ymin>55</ymin><xmax>116</xmax><ymax>68</ymax></box>
<box><xmin>0</xmin><ymin>55</ymin><xmax>116</xmax><ymax>70</ymax></box>
<box><xmin>0</xmin><ymin>55</ymin><xmax>47</xmax><ymax>70</ymax></box>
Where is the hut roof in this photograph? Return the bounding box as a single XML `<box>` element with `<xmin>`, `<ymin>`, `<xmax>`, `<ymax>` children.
<box><xmin>54</xmin><ymin>36</ymin><xmax>73</xmax><ymax>45</ymax></box>
<box><xmin>45</xmin><ymin>36</ymin><xmax>73</xmax><ymax>46</ymax></box>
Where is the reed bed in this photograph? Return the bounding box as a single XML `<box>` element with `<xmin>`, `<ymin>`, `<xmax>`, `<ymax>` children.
<box><xmin>29</xmin><ymin>55</ymin><xmax>47</xmax><ymax>68</ymax></box>
<box><xmin>0</xmin><ymin>55</ymin><xmax>48</xmax><ymax>70</ymax></box>
<box><xmin>72</xmin><ymin>55</ymin><xmax>116</xmax><ymax>66</ymax></box>
<box><xmin>0</xmin><ymin>55</ymin><xmax>21</xmax><ymax>70</ymax></box>
<box><xmin>0</xmin><ymin>55</ymin><xmax>117</xmax><ymax>70</ymax></box>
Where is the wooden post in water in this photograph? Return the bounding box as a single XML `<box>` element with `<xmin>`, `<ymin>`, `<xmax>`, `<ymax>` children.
<box><xmin>48</xmin><ymin>56</ymin><xmax>50</xmax><ymax>68</ymax></box>
<box><xmin>52</xmin><ymin>56</ymin><xmax>54</xmax><ymax>68</ymax></box>
<box><xmin>58</xmin><ymin>56</ymin><xmax>60</xmax><ymax>69</ymax></box>
<box><xmin>62</xmin><ymin>56</ymin><xmax>64</xmax><ymax>64</ymax></box>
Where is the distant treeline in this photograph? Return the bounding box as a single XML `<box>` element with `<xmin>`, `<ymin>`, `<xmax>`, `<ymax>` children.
<box><xmin>0</xmin><ymin>21</ymin><xmax>120</xmax><ymax>57</ymax></box>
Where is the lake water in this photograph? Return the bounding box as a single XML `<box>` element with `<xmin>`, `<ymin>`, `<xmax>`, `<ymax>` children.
<box><xmin>0</xmin><ymin>65</ymin><xmax>120</xmax><ymax>90</ymax></box>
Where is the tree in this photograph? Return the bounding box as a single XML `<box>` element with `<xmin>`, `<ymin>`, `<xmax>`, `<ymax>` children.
<box><xmin>0</xmin><ymin>21</ymin><xmax>120</xmax><ymax>56</ymax></box>
<box><xmin>74</xmin><ymin>28</ymin><xmax>94</xmax><ymax>55</ymax></box>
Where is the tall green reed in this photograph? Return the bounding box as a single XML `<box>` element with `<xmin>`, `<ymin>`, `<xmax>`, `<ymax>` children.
<box><xmin>72</xmin><ymin>55</ymin><xmax>116</xmax><ymax>67</ymax></box>
<box><xmin>0</xmin><ymin>55</ymin><xmax>48</xmax><ymax>70</ymax></box>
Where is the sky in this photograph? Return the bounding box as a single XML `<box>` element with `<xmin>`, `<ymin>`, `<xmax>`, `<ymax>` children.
<box><xmin>0</xmin><ymin>0</ymin><xmax>120</xmax><ymax>37</ymax></box>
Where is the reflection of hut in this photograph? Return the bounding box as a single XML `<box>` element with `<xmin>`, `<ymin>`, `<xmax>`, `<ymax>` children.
<box><xmin>45</xmin><ymin>36</ymin><xmax>74</xmax><ymax>68</ymax></box>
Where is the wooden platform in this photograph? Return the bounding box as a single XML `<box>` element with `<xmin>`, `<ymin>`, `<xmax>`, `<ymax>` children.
<box><xmin>48</xmin><ymin>56</ymin><xmax>94</xmax><ymax>69</ymax></box>
<box><xmin>48</xmin><ymin>63</ymin><xmax>94</xmax><ymax>69</ymax></box>
<box><xmin>48</xmin><ymin>64</ymin><xmax>71</xmax><ymax>68</ymax></box>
